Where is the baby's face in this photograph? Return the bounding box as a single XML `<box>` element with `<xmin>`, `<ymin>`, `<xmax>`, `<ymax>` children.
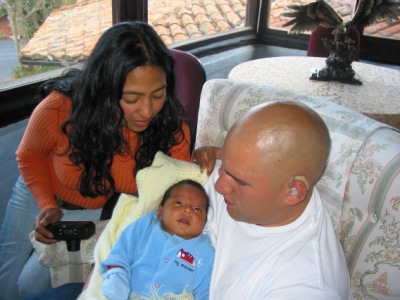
<box><xmin>157</xmin><ymin>184</ymin><xmax>207</xmax><ymax>239</ymax></box>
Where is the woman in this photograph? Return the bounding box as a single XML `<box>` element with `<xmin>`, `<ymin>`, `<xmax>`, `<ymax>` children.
<box><xmin>0</xmin><ymin>21</ymin><xmax>194</xmax><ymax>299</ymax></box>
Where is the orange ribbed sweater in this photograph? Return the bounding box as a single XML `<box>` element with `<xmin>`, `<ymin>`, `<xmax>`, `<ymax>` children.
<box><xmin>16</xmin><ymin>92</ymin><xmax>191</xmax><ymax>211</ymax></box>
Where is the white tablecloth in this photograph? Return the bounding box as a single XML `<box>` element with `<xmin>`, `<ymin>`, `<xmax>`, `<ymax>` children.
<box><xmin>228</xmin><ymin>56</ymin><xmax>400</xmax><ymax>129</ymax></box>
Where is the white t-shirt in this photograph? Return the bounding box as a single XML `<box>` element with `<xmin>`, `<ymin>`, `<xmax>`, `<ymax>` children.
<box><xmin>204</xmin><ymin>161</ymin><xmax>350</xmax><ymax>300</ymax></box>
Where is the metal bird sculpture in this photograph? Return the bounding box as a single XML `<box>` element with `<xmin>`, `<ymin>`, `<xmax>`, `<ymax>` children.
<box><xmin>282</xmin><ymin>0</ymin><xmax>400</xmax><ymax>34</ymax></box>
<box><xmin>281</xmin><ymin>0</ymin><xmax>400</xmax><ymax>84</ymax></box>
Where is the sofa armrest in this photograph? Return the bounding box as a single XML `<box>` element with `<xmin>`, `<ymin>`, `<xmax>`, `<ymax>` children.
<box><xmin>340</xmin><ymin>128</ymin><xmax>400</xmax><ymax>299</ymax></box>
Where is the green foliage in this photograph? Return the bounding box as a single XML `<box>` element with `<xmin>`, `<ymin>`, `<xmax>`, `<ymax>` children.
<box><xmin>0</xmin><ymin>2</ymin><xmax>7</xmax><ymax>18</ymax></box>
<box><xmin>12</xmin><ymin>64</ymin><xmax>59</xmax><ymax>79</ymax></box>
<box><xmin>4</xmin><ymin>0</ymin><xmax>78</xmax><ymax>40</ymax></box>
<box><xmin>30</xmin><ymin>0</ymin><xmax>77</xmax><ymax>38</ymax></box>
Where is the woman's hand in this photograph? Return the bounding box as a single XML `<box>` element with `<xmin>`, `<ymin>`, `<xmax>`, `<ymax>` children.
<box><xmin>192</xmin><ymin>146</ymin><xmax>221</xmax><ymax>176</ymax></box>
<box><xmin>33</xmin><ymin>208</ymin><xmax>64</xmax><ymax>244</ymax></box>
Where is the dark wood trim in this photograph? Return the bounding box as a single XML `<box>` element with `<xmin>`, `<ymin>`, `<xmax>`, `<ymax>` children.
<box><xmin>246</xmin><ymin>0</ymin><xmax>261</xmax><ymax>29</ymax></box>
<box><xmin>359</xmin><ymin>36</ymin><xmax>400</xmax><ymax>65</ymax></box>
<box><xmin>257</xmin><ymin>28</ymin><xmax>400</xmax><ymax>65</ymax></box>
<box><xmin>111</xmin><ymin>0</ymin><xmax>120</xmax><ymax>24</ymax></box>
<box><xmin>0</xmin><ymin>84</ymin><xmax>41</xmax><ymax>126</ymax></box>
<box><xmin>0</xmin><ymin>66</ymin><xmax>79</xmax><ymax>127</ymax></box>
<box><xmin>172</xmin><ymin>29</ymin><xmax>256</xmax><ymax>55</ymax></box>
<box><xmin>257</xmin><ymin>28</ymin><xmax>309</xmax><ymax>50</ymax></box>
<box><xmin>115</xmin><ymin>0</ymin><xmax>147</xmax><ymax>22</ymax></box>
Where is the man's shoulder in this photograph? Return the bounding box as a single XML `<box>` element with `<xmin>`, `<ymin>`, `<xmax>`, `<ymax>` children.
<box><xmin>271</xmin><ymin>231</ymin><xmax>349</xmax><ymax>296</ymax></box>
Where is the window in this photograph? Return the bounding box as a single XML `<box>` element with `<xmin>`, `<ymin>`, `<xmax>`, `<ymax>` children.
<box><xmin>260</xmin><ymin>0</ymin><xmax>400</xmax><ymax>64</ymax></box>
<box><xmin>268</xmin><ymin>0</ymin><xmax>354</xmax><ymax>31</ymax></box>
<box><xmin>148</xmin><ymin>0</ymin><xmax>249</xmax><ymax>46</ymax></box>
<box><xmin>0</xmin><ymin>0</ymin><xmax>83</xmax><ymax>84</ymax></box>
<box><xmin>1</xmin><ymin>0</ymin><xmax>251</xmax><ymax>85</ymax></box>
<box><xmin>115</xmin><ymin>0</ymin><xmax>256</xmax><ymax>52</ymax></box>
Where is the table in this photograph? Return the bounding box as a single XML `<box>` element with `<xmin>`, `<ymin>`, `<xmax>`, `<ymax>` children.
<box><xmin>228</xmin><ymin>56</ymin><xmax>400</xmax><ymax>129</ymax></box>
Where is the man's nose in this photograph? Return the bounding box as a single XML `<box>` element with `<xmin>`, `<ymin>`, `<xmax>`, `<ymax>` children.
<box><xmin>215</xmin><ymin>171</ymin><xmax>233</xmax><ymax>195</ymax></box>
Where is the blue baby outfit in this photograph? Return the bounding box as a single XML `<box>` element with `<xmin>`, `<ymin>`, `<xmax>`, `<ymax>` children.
<box><xmin>101</xmin><ymin>211</ymin><xmax>214</xmax><ymax>299</ymax></box>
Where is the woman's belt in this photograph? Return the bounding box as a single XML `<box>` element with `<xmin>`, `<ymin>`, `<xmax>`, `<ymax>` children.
<box><xmin>56</xmin><ymin>197</ymin><xmax>85</xmax><ymax>210</ymax></box>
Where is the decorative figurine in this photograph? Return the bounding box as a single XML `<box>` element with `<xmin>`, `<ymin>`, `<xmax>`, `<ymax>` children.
<box><xmin>281</xmin><ymin>0</ymin><xmax>400</xmax><ymax>85</ymax></box>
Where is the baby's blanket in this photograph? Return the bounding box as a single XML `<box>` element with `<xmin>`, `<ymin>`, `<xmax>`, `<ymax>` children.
<box><xmin>78</xmin><ymin>151</ymin><xmax>208</xmax><ymax>299</ymax></box>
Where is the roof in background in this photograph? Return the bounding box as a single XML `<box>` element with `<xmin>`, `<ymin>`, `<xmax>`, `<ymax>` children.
<box><xmin>150</xmin><ymin>0</ymin><xmax>246</xmax><ymax>44</ymax></box>
<box><xmin>20</xmin><ymin>0</ymin><xmax>400</xmax><ymax>64</ymax></box>
<box><xmin>21</xmin><ymin>0</ymin><xmax>112</xmax><ymax>63</ymax></box>
<box><xmin>20</xmin><ymin>0</ymin><xmax>247</xmax><ymax>63</ymax></box>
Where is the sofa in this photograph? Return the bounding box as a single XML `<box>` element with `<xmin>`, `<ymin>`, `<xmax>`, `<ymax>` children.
<box><xmin>194</xmin><ymin>79</ymin><xmax>400</xmax><ymax>300</ymax></box>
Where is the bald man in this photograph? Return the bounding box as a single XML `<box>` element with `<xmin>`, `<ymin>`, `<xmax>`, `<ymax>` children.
<box><xmin>202</xmin><ymin>101</ymin><xmax>350</xmax><ymax>299</ymax></box>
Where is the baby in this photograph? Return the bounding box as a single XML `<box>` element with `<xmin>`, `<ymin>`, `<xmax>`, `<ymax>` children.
<box><xmin>101</xmin><ymin>179</ymin><xmax>214</xmax><ymax>300</ymax></box>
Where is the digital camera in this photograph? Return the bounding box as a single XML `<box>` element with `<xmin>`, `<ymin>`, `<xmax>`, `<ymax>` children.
<box><xmin>46</xmin><ymin>221</ymin><xmax>96</xmax><ymax>251</ymax></box>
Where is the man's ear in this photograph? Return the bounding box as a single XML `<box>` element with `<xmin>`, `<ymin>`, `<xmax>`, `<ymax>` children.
<box><xmin>285</xmin><ymin>181</ymin><xmax>308</xmax><ymax>205</ymax></box>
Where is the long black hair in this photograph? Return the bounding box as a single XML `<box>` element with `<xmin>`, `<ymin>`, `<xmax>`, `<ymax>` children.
<box><xmin>39</xmin><ymin>21</ymin><xmax>185</xmax><ymax>197</ymax></box>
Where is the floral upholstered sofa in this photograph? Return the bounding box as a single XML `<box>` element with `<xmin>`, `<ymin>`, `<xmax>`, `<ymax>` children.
<box><xmin>194</xmin><ymin>79</ymin><xmax>400</xmax><ymax>300</ymax></box>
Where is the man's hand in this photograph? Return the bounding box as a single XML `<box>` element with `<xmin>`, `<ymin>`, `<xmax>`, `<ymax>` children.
<box><xmin>33</xmin><ymin>208</ymin><xmax>63</xmax><ymax>244</ymax></box>
<box><xmin>192</xmin><ymin>146</ymin><xmax>221</xmax><ymax>176</ymax></box>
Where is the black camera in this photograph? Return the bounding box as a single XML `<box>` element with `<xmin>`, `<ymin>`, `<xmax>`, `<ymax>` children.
<box><xmin>46</xmin><ymin>221</ymin><xmax>96</xmax><ymax>252</ymax></box>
